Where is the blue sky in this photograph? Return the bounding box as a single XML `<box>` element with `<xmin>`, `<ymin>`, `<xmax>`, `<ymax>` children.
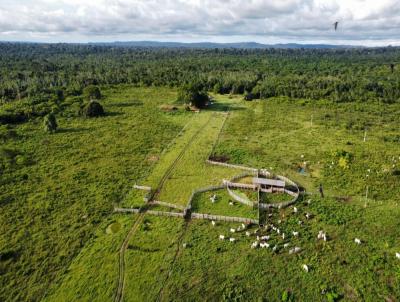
<box><xmin>0</xmin><ymin>0</ymin><xmax>399</xmax><ymax>45</ymax></box>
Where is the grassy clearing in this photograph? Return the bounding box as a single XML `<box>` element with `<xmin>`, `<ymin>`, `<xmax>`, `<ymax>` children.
<box><xmin>43</xmin><ymin>215</ymin><xmax>132</xmax><ymax>302</ymax></box>
<box><xmin>0</xmin><ymin>86</ymin><xmax>191</xmax><ymax>301</ymax></box>
<box><xmin>123</xmin><ymin>216</ymin><xmax>186</xmax><ymax>301</ymax></box>
<box><xmin>191</xmin><ymin>190</ymin><xmax>258</xmax><ymax>219</ymax></box>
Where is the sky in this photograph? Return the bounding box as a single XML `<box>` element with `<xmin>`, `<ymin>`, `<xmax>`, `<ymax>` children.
<box><xmin>0</xmin><ymin>0</ymin><xmax>399</xmax><ymax>46</ymax></box>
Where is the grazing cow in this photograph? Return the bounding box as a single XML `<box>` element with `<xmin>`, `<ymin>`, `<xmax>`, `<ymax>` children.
<box><xmin>292</xmin><ymin>247</ymin><xmax>302</xmax><ymax>253</ymax></box>
<box><xmin>268</xmin><ymin>213</ymin><xmax>273</xmax><ymax>217</ymax></box>
<box><xmin>261</xmin><ymin>235</ymin><xmax>270</xmax><ymax>241</ymax></box>
<box><xmin>396</xmin><ymin>252</ymin><xmax>400</xmax><ymax>259</ymax></box>
<box><xmin>305</xmin><ymin>213</ymin><xmax>312</xmax><ymax>220</ymax></box>
<box><xmin>317</xmin><ymin>230</ymin><xmax>327</xmax><ymax>241</ymax></box>
<box><xmin>182</xmin><ymin>243</ymin><xmax>187</xmax><ymax>248</ymax></box>
<box><xmin>251</xmin><ymin>241</ymin><xmax>259</xmax><ymax>249</ymax></box>
<box><xmin>229</xmin><ymin>238</ymin><xmax>236</xmax><ymax>243</ymax></box>
<box><xmin>278</xmin><ymin>219</ymin><xmax>282</xmax><ymax>224</ymax></box>
<box><xmin>260</xmin><ymin>242</ymin><xmax>270</xmax><ymax>248</ymax></box>
<box><xmin>284</xmin><ymin>243</ymin><xmax>290</xmax><ymax>248</ymax></box>
<box><xmin>307</xmin><ymin>199</ymin><xmax>312</xmax><ymax>204</ymax></box>
<box><xmin>241</xmin><ymin>223</ymin><xmax>246</xmax><ymax>229</ymax></box>
<box><xmin>219</xmin><ymin>235</ymin><xmax>225</xmax><ymax>240</ymax></box>
<box><xmin>211</xmin><ymin>220</ymin><xmax>216</xmax><ymax>226</ymax></box>
<box><xmin>293</xmin><ymin>207</ymin><xmax>298</xmax><ymax>213</ymax></box>
<box><xmin>229</xmin><ymin>202</ymin><xmax>234</xmax><ymax>206</ymax></box>
<box><xmin>298</xmin><ymin>220</ymin><xmax>303</xmax><ymax>225</ymax></box>
<box><xmin>277</xmin><ymin>229</ymin><xmax>281</xmax><ymax>234</ymax></box>
<box><xmin>272</xmin><ymin>245</ymin><xmax>278</xmax><ymax>252</ymax></box>
<box><xmin>302</xmin><ymin>264</ymin><xmax>309</xmax><ymax>272</ymax></box>
<box><xmin>292</xmin><ymin>231</ymin><xmax>299</xmax><ymax>237</ymax></box>
<box><xmin>245</xmin><ymin>231</ymin><xmax>251</xmax><ymax>237</ymax></box>
<box><xmin>282</xmin><ymin>233</ymin><xmax>285</xmax><ymax>240</ymax></box>
<box><xmin>230</xmin><ymin>228</ymin><xmax>236</xmax><ymax>233</ymax></box>
<box><xmin>354</xmin><ymin>238</ymin><xmax>362</xmax><ymax>245</ymax></box>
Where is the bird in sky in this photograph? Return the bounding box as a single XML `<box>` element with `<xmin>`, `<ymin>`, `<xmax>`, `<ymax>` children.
<box><xmin>333</xmin><ymin>21</ymin><xmax>339</xmax><ymax>31</ymax></box>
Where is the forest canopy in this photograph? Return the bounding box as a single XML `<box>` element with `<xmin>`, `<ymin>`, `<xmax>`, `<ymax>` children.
<box><xmin>0</xmin><ymin>42</ymin><xmax>399</xmax><ymax>124</ymax></box>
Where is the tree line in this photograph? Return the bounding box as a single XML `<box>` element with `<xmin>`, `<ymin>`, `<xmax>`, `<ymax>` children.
<box><xmin>1</xmin><ymin>42</ymin><xmax>400</xmax><ymax>123</ymax></box>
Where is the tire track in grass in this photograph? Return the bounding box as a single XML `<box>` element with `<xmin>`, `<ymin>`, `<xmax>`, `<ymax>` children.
<box><xmin>114</xmin><ymin>213</ymin><xmax>145</xmax><ymax>302</ymax></box>
<box><xmin>114</xmin><ymin>113</ymin><xmax>214</xmax><ymax>302</ymax></box>
<box><xmin>151</xmin><ymin>113</ymin><xmax>214</xmax><ymax>201</ymax></box>
<box><xmin>156</xmin><ymin>220</ymin><xmax>190</xmax><ymax>302</ymax></box>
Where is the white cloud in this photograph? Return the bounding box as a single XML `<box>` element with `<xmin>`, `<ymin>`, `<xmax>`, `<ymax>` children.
<box><xmin>0</xmin><ymin>0</ymin><xmax>399</xmax><ymax>45</ymax></box>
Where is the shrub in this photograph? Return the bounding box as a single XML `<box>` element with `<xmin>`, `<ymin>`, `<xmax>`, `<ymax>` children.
<box><xmin>80</xmin><ymin>100</ymin><xmax>105</xmax><ymax>117</ymax></box>
<box><xmin>176</xmin><ymin>83</ymin><xmax>209</xmax><ymax>109</ymax></box>
<box><xmin>43</xmin><ymin>112</ymin><xmax>58</xmax><ymax>133</ymax></box>
<box><xmin>83</xmin><ymin>85</ymin><xmax>101</xmax><ymax>101</ymax></box>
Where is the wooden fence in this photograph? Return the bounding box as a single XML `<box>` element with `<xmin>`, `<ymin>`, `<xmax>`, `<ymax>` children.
<box><xmin>133</xmin><ymin>184</ymin><xmax>152</xmax><ymax>191</ymax></box>
<box><xmin>115</xmin><ymin>207</ymin><xmax>257</xmax><ymax>223</ymax></box>
<box><xmin>226</xmin><ymin>186</ymin><xmax>254</xmax><ymax>207</ymax></box>
<box><xmin>191</xmin><ymin>212</ymin><xmax>258</xmax><ymax>224</ymax></box>
<box><xmin>114</xmin><ymin>207</ymin><xmax>185</xmax><ymax>218</ymax></box>
<box><xmin>186</xmin><ymin>184</ymin><xmax>226</xmax><ymax>210</ymax></box>
<box><xmin>149</xmin><ymin>200</ymin><xmax>185</xmax><ymax>210</ymax></box>
<box><xmin>224</xmin><ymin>180</ymin><xmax>258</xmax><ymax>190</ymax></box>
<box><xmin>205</xmin><ymin>160</ymin><xmax>258</xmax><ymax>172</ymax></box>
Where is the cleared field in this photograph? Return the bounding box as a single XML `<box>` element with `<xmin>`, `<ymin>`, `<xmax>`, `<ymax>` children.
<box><xmin>43</xmin><ymin>215</ymin><xmax>132</xmax><ymax>302</ymax></box>
<box><xmin>191</xmin><ymin>190</ymin><xmax>258</xmax><ymax>219</ymax></box>
<box><xmin>0</xmin><ymin>86</ymin><xmax>191</xmax><ymax>302</ymax></box>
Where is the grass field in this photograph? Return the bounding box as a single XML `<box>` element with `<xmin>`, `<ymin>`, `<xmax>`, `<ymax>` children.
<box><xmin>2</xmin><ymin>87</ymin><xmax>400</xmax><ymax>301</ymax></box>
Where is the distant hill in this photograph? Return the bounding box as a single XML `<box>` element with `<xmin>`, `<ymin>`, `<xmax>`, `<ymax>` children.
<box><xmin>91</xmin><ymin>41</ymin><xmax>360</xmax><ymax>49</ymax></box>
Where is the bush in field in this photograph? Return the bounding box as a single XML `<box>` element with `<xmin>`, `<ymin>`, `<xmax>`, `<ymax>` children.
<box><xmin>80</xmin><ymin>100</ymin><xmax>105</xmax><ymax>117</ymax></box>
<box><xmin>177</xmin><ymin>83</ymin><xmax>209</xmax><ymax>109</ymax></box>
<box><xmin>43</xmin><ymin>112</ymin><xmax>57</xmax><ymax>133</ymax></box>
<box><xmin>83</xmin><ymin>85</ymin><xmax>101</xmax><ymax>101</ymax></box>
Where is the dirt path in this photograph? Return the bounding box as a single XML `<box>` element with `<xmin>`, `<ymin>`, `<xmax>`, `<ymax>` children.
<box><xmin>151</xmin><ymin>113</ymin><xmax>214</xmax><ymax>200</ymax></box>
<box><xmin>114</xmin><ymin>114</ymin><xmax>214</xmax><ymax>302</ymax></box>
<box><xmin>114</xmin><ymin>214</ymin><xmax>144</xmax><ymax>302</ymax></box>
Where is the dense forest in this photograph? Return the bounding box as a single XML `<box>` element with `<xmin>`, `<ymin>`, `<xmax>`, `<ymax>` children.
<box><xmin>1</xmin><ymin>43</ymin><xmax>400</xmax><ymax>124</ymax></box>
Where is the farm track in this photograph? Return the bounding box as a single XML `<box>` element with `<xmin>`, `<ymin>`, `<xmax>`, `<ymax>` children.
<box><xmin>114</xmin><ymin>113</ymin><xmax>215</xmax><ymax>302</ymax></box>
<box><xmin>152</xmin><ymin>113</ymin><xmax>215</xmax><ymax>200</ymax></box>
<box><xmin>114</xmin><ymin>213</ymin><xmax>145</xmax><ymax>302</ymax></box>
<box><xmin>156</xmin><ymin>221</ymin><xmax>190</xmax><ymax>302</ymax></box>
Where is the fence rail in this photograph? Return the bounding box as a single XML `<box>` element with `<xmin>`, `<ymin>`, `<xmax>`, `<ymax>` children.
<box><xmin>149</xmin><ymin>200</ymin><xmax>185</xmax><ymax>210</ymax></box>
<box><xmin>206</xmin><ymin>160</ymin><xmax>258</xmax><ymax>172</ymax></box>
<box><xmin>191</xmin><ymin>212</ymin><xmax>258</xmax><ymax>224</ymax></box>
<box><xmin>226</xmin><ymin>186</ymin><xmax>254</xmax><ymax>207</ymax></box>
<box><xmin>133</xmin><ymin>184</ymin><xmax>152</xmax><ymax>191</ymax></box>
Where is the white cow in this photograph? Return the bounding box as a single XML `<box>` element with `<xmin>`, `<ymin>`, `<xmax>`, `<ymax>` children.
<box><xmin>219</xmin><ymin>235</ymin><xmax>225</xmax><ymax>240</ymax></box>
<box><xmin>289</xmin><ymin>246</ymin><xmax>301</xmax><ymax>254</ymax></box>
<box><xmin>293</xmin><ymin>207</ymin><xmax>298</xmax><ymax>213</ymax></box>
<box><xmin>245</xmin><ymin>231</ymin><xmax>251</xmax><ymax>237</ymax></box>
<box><xmin>292</xmin><ymin>231</ymin><xmax>299</xmax><ymax>237</ymax></box>
<box><xmin>229</xmin><ymin>238</ymin><xmax>236</xmax><ymax>243</ymax></box>
<box><xmin>283</xmin><ymin>243</ymin><xmax>290</xmax><ymax>248</ymax></box>
<box><xmin>305</xmin><ymin>213</ymin><xmax>312</xmax><ymax>220</ymax></box>
<box><xmin>241</xmin><ymin>223</ymin><xmax>246</xmax><ymax>229</ymax></box>
<box><xmin>251</xmin><ymin>241</ymin><xmax>259</xmax><ymax>249</ymax></box>
<box><xmin>282</xmin><ymin>233</ymin><xmax>285</xmax><ymax>240</ymax></box>
<box><xmin>302</xmin><ymin>264</ymin><xmax>309</xmax><ymax>272</ymax></box>
<box><xmin>261</xmin><ymin>235</ymin><xmax>270</xmax><ymax>241</ymax></box>
<box><xmin>230</xmin><ymin>228</ymin><xmax>236</xmax><ymax>233</ymax></box>
<box><xmin>396</xmin><ymin>252</ymin><xmax>400</xmax><ymax>259</ymax></box>
<box><xmin>354</xmin><ymin>238</ymin><xmax>362</xmax><ymax>245</ymax></box>
<box><xmin>272</xmin><ymin>245</ymin><xmax>278</xmax><ymax>252</ymax></box>
<box><xmin>260</xmin><ymin>242</ymin><xmax>270</xmax><ymax>248</ymax></box>
<box><xmin>211</xmin><ymin>220</ymin><xmax>216</xmax><ymax>226</ymax></box>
